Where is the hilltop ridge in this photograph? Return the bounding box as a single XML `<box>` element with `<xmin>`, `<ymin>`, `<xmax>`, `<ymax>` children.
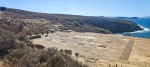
<box><xmin>0</xmin><ymin>6</ymin><xmax>142</xmax><ymax>35</ymax></box>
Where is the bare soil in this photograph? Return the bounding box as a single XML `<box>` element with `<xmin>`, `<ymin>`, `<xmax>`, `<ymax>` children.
<box><xmin>33</xmin><ymin>32</ymin><xmax>150</xmax><ymax>67</ymax></box>
<box><xmin>0</xmin><ymin>61</ymin><xmax>5</xmax><ymax>67</ymax></box>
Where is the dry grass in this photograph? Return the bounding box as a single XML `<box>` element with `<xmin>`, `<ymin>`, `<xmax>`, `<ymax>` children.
<box><xmin>4</xmin><ymin>47</ymin><xmax>87</xmax><ymax>67</ymax></box>
<box><xmin>33</xmin><ymin>32</ymin><xmax>150</xmax><ymax>67</ymax></box>
<box><xmin>0</xmin><ymin>29</ymin><xmax>88</xmax><ymax>67</ymax></box>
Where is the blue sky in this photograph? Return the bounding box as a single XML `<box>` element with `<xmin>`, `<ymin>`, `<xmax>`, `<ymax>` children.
<box><xmin>0</xmin><ymin>0</ymin><xmax>150</xmax><ymax>17</ymax></box>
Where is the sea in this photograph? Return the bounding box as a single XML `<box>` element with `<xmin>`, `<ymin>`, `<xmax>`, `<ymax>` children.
<box><xmin>120</xmin><ymin>18</ymin><xmax>150</xmax><ymax>38</ymax></box>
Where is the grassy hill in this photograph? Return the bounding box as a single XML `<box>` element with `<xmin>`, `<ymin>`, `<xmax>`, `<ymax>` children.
<box><xmin>0</xmin><ymin>6</ymin><xmax>142</xmax><ymax>35</ymax></box>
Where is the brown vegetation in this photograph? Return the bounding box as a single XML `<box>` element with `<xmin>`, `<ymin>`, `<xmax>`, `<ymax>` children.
<box><xmin>0</xmin><ymin>6</ymin><xmax>142</xmax><ymax>35</ymax></box>
<box><xmin>0</xmin><ymin>29</ymin><xmax>88</xmax><ymax>67</ymax></box>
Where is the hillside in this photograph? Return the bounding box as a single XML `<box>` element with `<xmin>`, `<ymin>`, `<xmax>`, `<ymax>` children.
<box><xmin>0</xmin><ymin>7</ymin><xmax>149</xmax><ymax>67</ymax></box>
<box><xmin>0</xmin><ymin>7</ymin><xmax>142</xmax><ymax>35</ymax></box>
<box><xmin>0</xmin><ymin>29</ymin><xmax>87</xmax><ymax>67</ymax></box>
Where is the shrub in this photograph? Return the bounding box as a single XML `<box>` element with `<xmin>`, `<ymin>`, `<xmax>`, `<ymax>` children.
<box><xmin>4</xmin><ymin>49</ymin><xmax>28</xmax><ymax>63</ymax></box>
<box><xmin>0</xmin><ymin>29</ymin><xmax>30</xmax><ymax>58</ymax></box>
<box><xmin>0</xmin><ymin>29</ymin><xmax>16</xmax><ymax>58</ymax></box>
<box><xmin>0</xmin><ymin>29</ymin><xmax>88</xmax><ymax>67</ymax></box>
<box><xmin>47</xmin><ymin>47</ymin><xmax>58</xmax><ymax>55</ymax></box>
<box><xmin>18</xmin><ymin>35</ymin><xmax>30</xmax><ymax>43</ymax></box>
<box><xmin>9</xmin><ymin>48</ymin><xmax>88</xmax><ymax>67</ymax></box>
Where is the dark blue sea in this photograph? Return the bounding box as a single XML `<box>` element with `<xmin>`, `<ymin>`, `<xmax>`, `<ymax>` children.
<box><xmin>120</xmin><ymin>18</ymin><xmax>150</xmax><ymax>38</ymax></box>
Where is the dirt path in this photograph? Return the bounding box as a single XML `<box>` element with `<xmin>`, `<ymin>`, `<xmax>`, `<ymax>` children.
<box><xmin>119</xmin><ymin>39</ymin><xmax>135</xmax><ymax>61</ymax></box>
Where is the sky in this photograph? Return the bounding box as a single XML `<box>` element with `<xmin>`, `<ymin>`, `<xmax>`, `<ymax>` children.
<box><xmin>0</xmin><ymin>0</ymin><xmax>150</xmax><ymax>17</ymax></box>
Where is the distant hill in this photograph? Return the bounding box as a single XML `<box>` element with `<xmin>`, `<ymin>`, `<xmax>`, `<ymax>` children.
<box><xmin>114</xmin><ymin>17</ymin><xmax>139</xmax><ymax>19</ymax></box>
<box><xmin>143</xmin><ymin>16</ymin><xmax>150</xmax><ymax>19</ymax></box>
<box><xmin>0</xmin><ymin>7</ymin><xmax>142</xmax><ymax>35</ymax></box>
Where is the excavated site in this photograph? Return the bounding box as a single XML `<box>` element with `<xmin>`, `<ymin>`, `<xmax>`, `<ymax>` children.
<box><xmin>32</xmin><ymin>32</ymin><xmax>150</xmax><ymax>67</ymax></box>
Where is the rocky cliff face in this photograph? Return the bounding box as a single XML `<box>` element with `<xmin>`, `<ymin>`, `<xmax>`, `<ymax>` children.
<box><xmin>0</xmin><ymin>7</ymin><xmax>142</xmax><ymax>34</ymax></box>
<box><xmin>85</xmin><ymin>17</ymin><xmax>142</xmax><ymax>33</ymax></box>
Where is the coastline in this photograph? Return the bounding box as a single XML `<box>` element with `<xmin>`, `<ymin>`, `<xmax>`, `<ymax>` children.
<box><xmin>117</xmin><ymin>25</ymin><xmax>150</xmax><ymax>38</ymax></box>
<box><xmin>128</xmin><ymin>25</ymin><xmax>149</xmax><ymax>34</ymax></box>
